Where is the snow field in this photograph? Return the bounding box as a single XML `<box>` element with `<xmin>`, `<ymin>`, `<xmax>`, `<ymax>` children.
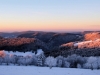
<box><xmin>0</xmin><ymin>66</ymin><xmax>100</xmax><ymax>75</ymax></box>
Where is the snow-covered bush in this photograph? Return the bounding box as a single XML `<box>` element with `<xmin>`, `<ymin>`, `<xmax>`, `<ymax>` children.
<box><xmin>4</xmin><ymin>54</ymin><xmax>10</xmax><ymax>65</ymax></box>
<box><xmin>66</xmin><ymin>54</ymin><xmax>78</xmax><ymax>68</ymax></box>
<box><xmin>31</xmin><ymin>55</ymin><xmax>38</xmax><ymax>65</ymax></box>
<box><xmin>77</xmin><ymin>64</ymin><xmax>82</xmax><ymax>68</ymax></box>
<box><xmin>0</xmin><ymin>57</ymin><xmax>3</xmax><ymax>65</ymax></box>
<box><xmin>83</xmin><ymin>57</ymin><xmax>98</xmax><ymax>70</ymax></box>
<box><xmin>97</xmin><ymin>57</ymin><xmax>100</xmax><ymax>69</ymax></box>
<box><xmin>17</xmin><ymin>56</ymin><xmax>23</xmax><ymax>66</ymax></box>
<box><xmin>56</xmin><ymin>56</ymin><xmax>64</xmax><ymax>67</ymax></box>
<box><xmin>45</xmin><ymin>56</ymin><xmax>57</xmax><ymax>68</ymax></box>
<box><xmin>63</xmin><ymin>58</ymin><xmax>70</xmax><ymax>68</ymax></box>
<box><xmin>66</xmin><ymin>54</ymin><xmax>87</xmax><ymax>68</ymax></box>
<box><xmin>17</xmin><ymin>56</ymin><xmax>32</xmax><ymax>66</ymax></box>
<box><xmin>76</xmin><ymin>56</ymin><xmax>87</xmax><ymax>68</ymax></box>
<box><xmin>17</xmin><ymin>56</ymin><xmax>27</xmax><ymax>66</ymax></box>
<box><xmin>24</xmin><ymin>56</ymin><xmax>33</xmax><ymax>66</ymax></box>
<box><xmin>1</xmin><ymin>50</ymin><xmax>100</xmax><ymax>70</ymax></box>
<box><xmin>9</xmin><ymin>55</ymin><xmax>18</xmax><ymax>65</ymax></box>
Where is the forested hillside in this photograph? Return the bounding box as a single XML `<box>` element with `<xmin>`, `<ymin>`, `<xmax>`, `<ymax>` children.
<box><xmin>0</xmin><ymin>31</ymin><xmax>100</xmax><ymax>57</ymax></box>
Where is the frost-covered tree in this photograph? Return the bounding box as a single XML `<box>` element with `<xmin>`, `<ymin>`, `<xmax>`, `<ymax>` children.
<box><xmin>0</xmin><ymin>50</ymin><xmax>6</xmax><ymax>57</ymax></box>
<box><xmin>36</xmin><ymin>49</ymin><xmax>45</xmax><ymax>66</ymax></box>
<box><xmin>9</xmin><ymin>55</ymin><xmax>18</xmax><ymax>65</ymax></box>
<box><xmin>97</xmin><ymin>57</ymin><xmax>100</xmax><ymax>69</ymax></box>
<box><xmin>17</xmin><ymin>56</ymin><xmax>23</xmax><ymax>66</ymax></box>
<box><xmin>56</xmin><ymin>56</ymin><xmax>64</xmax><ymax>67</ymax></box>
<box><xmin>17</xmin><ymin>55</ymin><xmax>37</xmax><ymax>66</ymax></box>
<box><xmin>0</xmin><ymin>57</ymin><xmax>3</xmax><ymax>65</ymax></box>
<box><xmin>63</xmin><ymin>58</ymin><xmax>70</xmax><ymax>68</ymax></box>
<box><xmin>83</xmin><ymin>57</ymin><xmax>98</xmax><ymax>70</ymax></box>
<box><xmin>77</xmin><ymin>64</ymin><xmax>82</xmax><ymax>68</ymax></box>
<box><xmin>17</xmin><ymin>56</ymin><xmax>33</xmax><ymax>66</ymax></box>
<box><xmin>77</xmin><ymin>56</ymin><xmax>87</xmax><ymax>68</ymax></box>
<box><xmin>66</xmin><ymin>54</ymin><xmax>78</xmax><ymax>68</ymax></box>
<box><xmin>66</xmin><ymin>54</ymin><xmax>87</xmax><ymax>68</ymax></box>
<box><xmin>20</xmin><ymin>57</ymin><xmax>26</xmax><ymax>65</ymax></box>
<box><xmin>31</xmin><ymin>55</ymin><xmax>38</xmax><ymax>65</ymax></box>
<box><xmin>45</xmin><ymin>56</ymin><xmax>57</xmax><ymax>69</ymax></box>
<box><xmin>4</xmin><ymin>54</ymin><xmax>10</xmax><ymax>65</ymax></box>
<box><xmin>24</xmin><ymin>56</ymin><xmax>33</xmax><ymax>66</ymax></box>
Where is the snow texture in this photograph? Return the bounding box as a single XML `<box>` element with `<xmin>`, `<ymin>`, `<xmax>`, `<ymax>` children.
<box><xmin>0</xmin><ymin>66</ymin><xmax>100</xmax><ymax>75</ymax></box>
<box><xmin>74</xmin><ymin>40</ymin><xmax>92</xmax><ymax>46</ymax></box>
<box><xmin>36</xmin><ymin>49</ymin><xmax>44</xmax><ymax>56</ymax></box>
<box><xmin>74</xmin><ymin>39</ymin><xmax>100</xmax><ymax>47</ymax></box>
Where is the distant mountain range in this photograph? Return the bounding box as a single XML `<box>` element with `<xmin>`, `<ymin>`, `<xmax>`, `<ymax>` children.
<box><xmin>0</xmin><ymin>31</ymin><xmax>100</xmax><ymax>57</ymax></box>
<box><xmin>0</xmin><ymin>31</ymin><xmax>35</xmax><ymax>38</ymax></box>
<box><xmin>0</xmin><ymin>31</ymin><xmax>99</xmax><ymax>38</ymax></box>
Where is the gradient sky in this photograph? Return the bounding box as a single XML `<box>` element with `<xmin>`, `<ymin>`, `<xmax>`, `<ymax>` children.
<box><xmin>0</xmin><ymin>0</ymin><xmax>100</xmax><ymax>32</ymax></box>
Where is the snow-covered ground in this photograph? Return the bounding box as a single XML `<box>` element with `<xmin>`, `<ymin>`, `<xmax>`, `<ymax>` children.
<box><xmin>74</xmin><ymin>40</ymin><xmax>92</xmax><ymax>47</ymax></box>
<box><xmin>74</xmin><ymin>39</ymin><xmax>100</xmax><ymax>47</ymax></box>
<box><xmin>0</xmin><ymin>66</ymin><xmax>100</xmax><ymax>75</ymax></box>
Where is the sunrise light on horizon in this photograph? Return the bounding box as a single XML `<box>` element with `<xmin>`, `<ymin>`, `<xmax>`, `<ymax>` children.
<box><xmin>0</xmin><ymin>0</ymin><xmax>100</xmax><ymax>32</ymax></box>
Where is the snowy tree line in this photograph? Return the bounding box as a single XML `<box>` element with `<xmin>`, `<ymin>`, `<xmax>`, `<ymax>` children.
<box><xmin>0</xmin><ymin>50</ymin><xmax>100</xmax><ymax>70</ymax></box>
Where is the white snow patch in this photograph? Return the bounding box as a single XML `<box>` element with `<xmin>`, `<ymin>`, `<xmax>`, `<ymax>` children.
<box><xmin>36</xmin><ymin>49</ymin><xmax>43</xmax><ymax>56</ymax></box>
<box><xmin>95</xmin><ymin>39</ymin><xmax>100</xmax><ymax>41</ymax></box>
<box><xmin>0</xmin><ymin>66</ymin><xmax>100</xmax><ymax>75</ymax></box>
<box><xmin>74</xmin><ymin>40</ymin><xmax>92</xmax><ymax>47</ymax></box>
<box><xmin>74</xmin><ymin>43</ymin><xmax>78</xmax><ymax>46</ymax></box>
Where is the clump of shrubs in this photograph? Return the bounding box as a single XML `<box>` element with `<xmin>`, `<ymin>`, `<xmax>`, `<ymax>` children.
<box><xmin>0</xmin><ymin>50</ymin><xmax>100</xmax><ymax>70</ymax></box>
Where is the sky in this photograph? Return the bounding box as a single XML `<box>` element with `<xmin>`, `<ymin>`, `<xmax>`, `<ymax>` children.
<box><xmin>0</xmin><ymin>0</ymin><xmax>100</xmax><ymax>32</ymax></box>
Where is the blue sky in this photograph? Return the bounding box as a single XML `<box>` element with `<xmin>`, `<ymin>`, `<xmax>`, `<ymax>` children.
<box><xmin>0</xmin><ymin>0</ymin><xmax>100</xmax><ymax>32</ymax></box>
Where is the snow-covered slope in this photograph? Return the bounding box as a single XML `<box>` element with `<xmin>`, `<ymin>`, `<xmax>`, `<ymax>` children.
<box><xmin>74</xmin><ymin>40</ymin><xmax>92</xmax><ymax>47</ymax></box>
<box><xmin>0</xmin><ymin>66</ymin><xmax>99</xmax><ymax>75</ymax></box>
<box><xmin>73</xmin><ymin>39</ymin><xmax>100</xmax><ymax>49</ymax></box>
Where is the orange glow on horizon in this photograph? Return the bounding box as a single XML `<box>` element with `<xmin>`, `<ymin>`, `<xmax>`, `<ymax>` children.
<box><xmin>0</xmin><ymin>17</ymin><xmax>100</xmax><ymax>32</ymax></box>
